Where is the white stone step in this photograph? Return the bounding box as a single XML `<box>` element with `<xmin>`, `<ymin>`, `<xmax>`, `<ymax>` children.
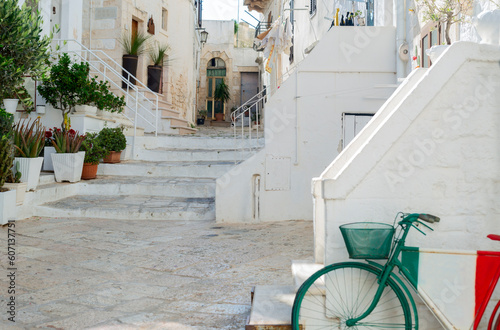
<box><xmin>129</xmin><ymin>135</ymin><xmax>264</xmax><ymax>150</ymax></box>
<box><xmin>79</xmin><ymin>176</ymin><xmax>215</xmax><ymax>198</ymax></box>
<box><xmin>246</xmin><ymin>285</ymin><xmax>295</xmax><ymax>329</ymax></box>
<box><xmin>35</xmin><ymin>195</ymin><xmax>215</xmax><ymax>221</ymax></box>
<box><xmin>291</xmin><ymin>260</ymin><xmax>325</xmax><ymax>293</ymax></box>
<box><xmin>135</xmin><ymin>148</ymin><xmax>255</xmax><ymax>162</ymax></box>
<box><xmin>97</xmin><ymin>160</ymin><xmax>239</xmax><ymax>179</ymax></box>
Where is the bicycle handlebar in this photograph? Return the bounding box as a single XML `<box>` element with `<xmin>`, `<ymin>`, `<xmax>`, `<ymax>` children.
<box><xmin>418</xmin><ymin>214</ymin><xmax>440</xmax><ymax>223</ymax></box>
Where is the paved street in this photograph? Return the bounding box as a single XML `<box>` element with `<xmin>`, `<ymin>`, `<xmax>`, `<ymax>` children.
<box><xmin>0</xmin><ymin>218</ymin><xmax>313</xmax><ymax>329</ymax></box>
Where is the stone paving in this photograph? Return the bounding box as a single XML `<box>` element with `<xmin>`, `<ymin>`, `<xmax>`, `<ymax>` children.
<box><xmin>0</xmin><ymin>217</ymin><xmax>313</xmax><ymax>329</ymax></box>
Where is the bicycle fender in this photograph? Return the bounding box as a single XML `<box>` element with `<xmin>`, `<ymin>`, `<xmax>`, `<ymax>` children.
<box><xmin>367</xmin><ymin>260</ymin><xmax>419</xmax><ymax>329</ymax></box>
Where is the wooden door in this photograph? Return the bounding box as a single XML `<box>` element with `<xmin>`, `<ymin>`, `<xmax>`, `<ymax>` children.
<box><xmin>132</xmin><ymin>19</ymin><xmax>138</xmax><ymax>42</ymax></box>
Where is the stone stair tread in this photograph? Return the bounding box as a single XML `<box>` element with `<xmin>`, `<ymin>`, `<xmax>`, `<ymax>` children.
<box><xmin>37</xmin><ymin>195</ymin><xmax>215</xmax><ymax>221</ymax></box>
<box><xmin>247</xmin><ymin>285</ymin><xmax>295</xmax><ymax>328</ymax></box>
<box><xmin>106</xmin><ymin>160</ymin><xmax>240</xmax><ymax>166</ymax></box>
<box><xmin>143</xmin><ymin>147</ymin><xmax>257</xmax><ymax>152</ymax></box>
<box><xmin>84</xmin><ymin>175</ymin><xmax>215</xmax><ymax>185</ymax></box>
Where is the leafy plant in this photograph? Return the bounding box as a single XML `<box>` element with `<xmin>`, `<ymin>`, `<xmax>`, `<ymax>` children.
<box><xmin>416</xmin><ymin>0</ymin><xmax>474</xmax><ymax>44</ymax></box>
<box><xmin>13</xmin><ymin>118</ymin><xmax>45</xmax><ymax>158</ymax></box>
<box><xmin>149</xmin><ymin>43</ymin><xmax>171</xmax><ymax>66</ymax></box>
<box><xmin>120</xmin><ymin>31</ymin><xmax>151</xmax><ymax>56</ymax></box>
<box><xmin>198</xmin><ymin>110</ymin><xmax>207</xmax><ymax>119</ymax></box>
<box><xmin>51</xmin><ymin>129</ymin><xmax>86</xmax><ymax>154</ymax></box>
<box><xmin>97</xmin><ymin>127</ymin><xmax>127</xmax><ymax>152</ymax></box>
<box><xmin>0</xmin><ymin>0</ymin><xmax>53</xmax><ymax>107</ymax></box>
<box><xmin>80</xmin><ymin>132</ymin><xmax>109</xmax><ymax>165</ymax></box>
<box><xmin>214</xmin><ymin>80</ymin><xmax>231</xmax><ymax>114</ymax></box>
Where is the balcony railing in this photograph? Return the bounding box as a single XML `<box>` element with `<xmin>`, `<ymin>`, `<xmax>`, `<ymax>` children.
<box><xmin>254</xmin><ymin>22</ymin><xmax>272</xmax><ymax>51</ymax></box>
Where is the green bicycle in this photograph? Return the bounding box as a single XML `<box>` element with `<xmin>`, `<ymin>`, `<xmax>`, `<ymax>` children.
<box><xmin>291</xmin><ymin>213</ymin><xmax>500</xmax><ymax>329</ymax></box>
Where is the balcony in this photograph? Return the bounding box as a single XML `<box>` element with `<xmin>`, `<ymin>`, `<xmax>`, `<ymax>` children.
<box><xmin>253</xmin><ymin>21</ymin><xmax>272</xmax><ymax>51</ymax></box>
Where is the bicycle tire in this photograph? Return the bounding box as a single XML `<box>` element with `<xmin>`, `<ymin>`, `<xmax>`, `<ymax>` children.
<box><xmin>291</xmin><ymin>262</ymin><xmax>413</xmax><ymax>329</ymax></box>
<box><xmin>489</xmin><ymin>299</ymin><xmax>500</xmax><ymax>330</ymax></box>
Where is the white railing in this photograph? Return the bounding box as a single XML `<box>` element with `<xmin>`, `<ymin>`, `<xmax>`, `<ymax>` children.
<box><xmin>52</xmin><ymin>39</ymin><xmax>161</xmax><ymax>157</ymax></box>
<box><xmin>231</xmin><ymin>87</ymin><xmax>267</xmax><ymax>161</ymax></box>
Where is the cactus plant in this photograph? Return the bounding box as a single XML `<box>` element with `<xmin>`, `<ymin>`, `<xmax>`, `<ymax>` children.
<box><xmin>0</xmin><ymin>109</ymin><xmax>14</xmax><ymax>190</ymax></box>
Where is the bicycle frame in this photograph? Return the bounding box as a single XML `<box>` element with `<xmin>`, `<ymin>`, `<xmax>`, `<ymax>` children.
<box><xmin>347</xmin><ymin>213</ymin><xmax>500</xmax><ymax>330</ymax></box>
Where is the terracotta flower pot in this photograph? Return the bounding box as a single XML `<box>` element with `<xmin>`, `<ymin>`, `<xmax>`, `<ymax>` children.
<box><xmin>81</xmin><ymin>163</ymin><xmax>98</xmax><ymax>180</ymax></box>
<box><xmin>103</xmin><ymin>151</ymin><xmax>122</xmax><ymax>164</ymax></box>
<box><xmin>215</xmin><ymin>113</ymin><xmax>224</xmax><ymax>121</ymax></box>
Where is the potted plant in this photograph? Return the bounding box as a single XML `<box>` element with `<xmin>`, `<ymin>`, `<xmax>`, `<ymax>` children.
<box><xmin>43</xmin><ymin>127</ymin><xmax>58</xmax><ymax>171</ymax></box>
<box><xmin>148</xmin><ymin>43</ymin><xmax>170</xmax><ymax>93</ymax></box>
<box><xmin>98</xmin><ymin>127</ymin><xmax>127</xmax><ymax>163</ymax></box>
<box><xmin>0</xmin><ymin>108</ymin><xmax>16</xmax><ymax>224</ymax></box>
<box><xmin>50</xmin><ymin>129</ymin><xmax>86</xmax><ymax>183</ymax></box>
<box><xmin>12</xmin><ymin>118</ymin><xmax>45</xmax><ymax>191</ymax></box>
<box><xmin>214</xmin><ymin>80</ymin><xmax>231</xmax><ymax>121</ymax></box>
<box><xmin>80</xmin><ymin>132</ymin><xmax>109</xmax><ymax>180</ymax></box>
<box><xmin>1</xmin><ymin>89</ymin><xmax>19</xmax><ymax>114</ymax></box>
<box><xmin>197</xmin><ymin>110</ymin><xmax>207</xmax><ymax>125</ymax></box>
<box><xmin>4</xmin><ymin>162</ymin><xmax>27</xmax><ymax>205</ymax></box>
<box><xmin>354</xmin><ymin>10</ymin><xmax>365</xmax><ymax>26</ymax></box>
<box><xmin>120</xmin><ymin>31</ymin><xmax>151</xmax><ymax>88</ymax></box>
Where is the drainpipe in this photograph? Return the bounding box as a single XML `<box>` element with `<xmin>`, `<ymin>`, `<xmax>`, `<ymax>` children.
<box><xmin>395</xmin><ymin>0</ymin><xmax>407</xmax><ymax>79</ymax></box>
<box><xmin>89</xmin><ymin>0</ymin><xmax>92</xmax><ymax>50</ymax></box>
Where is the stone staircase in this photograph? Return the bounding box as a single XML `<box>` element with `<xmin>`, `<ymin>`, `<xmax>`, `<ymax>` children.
<box><xmin>17</xmin><ymin>134</ymin><xmax>262</xmax><ymax>221</ymax></box>
<box><xmin>246</xmin><ymin>261</ymin><xmax>324</xmax><ymax>329</ymax></box>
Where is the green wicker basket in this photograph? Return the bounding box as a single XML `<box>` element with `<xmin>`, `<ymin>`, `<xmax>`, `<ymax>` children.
<box><xmin>340</xmin><ymin>222</ymin><xmax>395</xmax><ymax>259</ymax></box>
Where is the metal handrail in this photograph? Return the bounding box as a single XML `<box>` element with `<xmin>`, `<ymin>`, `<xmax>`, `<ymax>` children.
<box><xmin>52</xmin><ymin>40</ymin><xmax>160</xmax><ymax>137</ymax></box>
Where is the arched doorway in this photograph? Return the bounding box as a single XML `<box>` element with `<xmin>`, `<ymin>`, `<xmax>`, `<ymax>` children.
<box><xmin>206</xmin><ymin>57</ymin><xmax>226</xmax><ymax>120</ymax></box>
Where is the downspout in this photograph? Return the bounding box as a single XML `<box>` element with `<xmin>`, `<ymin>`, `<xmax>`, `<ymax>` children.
<box><xmin>395</xmin><ymin>0</ymin><xmax>407</xmax><ymax>79</ymax></box>
<box><xmin>89</xmin><ymin>0</ymin><xmax>92</xmax><ymax>50</ymax></box>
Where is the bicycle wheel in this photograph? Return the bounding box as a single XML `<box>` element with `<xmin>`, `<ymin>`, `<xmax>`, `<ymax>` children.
<box><xmin>291</xmin><ymin>262</ymin><xmax>412</xmax><ymax>329</ymax></box>
<box><xmin>489</xmin><ymin>300</ymin><xmax>500</xmax><ymax>330</ymax></box>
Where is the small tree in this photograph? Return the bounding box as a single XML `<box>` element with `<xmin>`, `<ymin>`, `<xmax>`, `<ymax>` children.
<box><xmin>417</xmin><ymin>0</ymin><xmax>474</xmax><ymax>44</ymax></box>
<box><xmin>37</xmin><ymin>54</ymin><xmax>89</xmax><ymax>128</ymax></box>
<box><xmin>214</xmin><ymin>80</ymin><xmax>231</xmax><ymax>114</ymax></box>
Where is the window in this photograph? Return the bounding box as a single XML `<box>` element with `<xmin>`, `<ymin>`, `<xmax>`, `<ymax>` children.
<box><xmin>162</xmin><ymin>8</ymin><xmax>168</xmax><ymax>31</ymax></box>
<box><xmin>343</xmin><ymin>113</ymin><xmax>374</xmax><ymax>149</ymax></box>
<box><xmin>420</xmin><ymin>22</ymin><xmax>441</xmax><ymax>68</ymax></box>
<box><xmin>309</xmin><ymin>0</ymin><xmax>317</xmax><ymax>16</ymax></box>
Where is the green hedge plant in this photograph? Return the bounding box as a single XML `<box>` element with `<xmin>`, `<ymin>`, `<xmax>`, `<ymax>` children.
<box><xmin>97</xmin><ymin>127</ymin><xmax>127</xmax><ymax>152</ymax></box>
<box><xmin>0</xmin><ymin>109</ymin><xmax>14</xmax><ymax>190</ymax></box>
<box><xmin>80</xmin><ymin>132</ymin><xmax>109</xmax><ymax>165</ymax></box>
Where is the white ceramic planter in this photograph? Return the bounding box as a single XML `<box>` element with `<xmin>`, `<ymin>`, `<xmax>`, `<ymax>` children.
<box><xmin>43</xmin><ymin>146</ymin><xmax>56</xmax><ymax>171</ymax></box>
<box><xmin>74</xmin><ymin>105</ymin><xmax>98</xmax><ymax>115</ymax></box>
<box><xmin>13</xmin><ymin>157</ymin><xmax>44</xmax><ymax>191</ymax></box>
<box><xmin>0</xmin><ymin>189</ymin><xmax>17</xmax><ymax>225</ymax></box>
<box><xmin>3</xmin><ymin>99</ymin><xmax>19</xmax><ymax>114</ymax></box>
<box><xmin>36</xmin><ymin>105</ymin><xmax>46</xmax><ymax>114</ymax></box>
<box><xmin>51</xmin><ymin>151</ymin><xmax>85</xmax><ymax>183</ymax></box>
<box><xmin>3</xmin><ymin>182</ymin><xmax>27</xmax><ymax>205</ymax></box>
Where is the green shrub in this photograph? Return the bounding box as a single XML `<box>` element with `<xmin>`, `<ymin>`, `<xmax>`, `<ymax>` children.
<box><xmin>80</xmin><ymin>132</ymin><xmax>109</xmax><ymax>165</ymax></box>
<box><xmin>97</xmin><ymin>127</ymin><xmax>127</xmax><ymax>152</ymax></box>
<box><xmin>0</xmin><ymin>109</ymin><xmax>14</xmax><ymax>190</ymax></box>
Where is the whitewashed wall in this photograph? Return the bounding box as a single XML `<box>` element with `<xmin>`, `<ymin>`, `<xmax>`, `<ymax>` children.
<box><xmin>216</xmin><ymin>26</ymin><xmax>397</xmax><ymax>223</ymax></box>
<box><xmin>315</xmin><ymin>41</ymin><xmax>500</xmax><ymax>264</ymax></box>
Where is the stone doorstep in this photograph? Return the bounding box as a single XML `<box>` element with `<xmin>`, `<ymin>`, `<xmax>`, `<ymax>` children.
<box><xmin>246</xmin><ymin>285</ymin><xmax>295</xmax><ymax>329</ymax></box>
<box><xmin>246</xmin><ymin>262</ymin><xmax>325</xmax><ymax>329</ymax></box>
<box><xmin>170</xmin><ymin>126</ymin><xmax>197</xmax><ymax>135</ymax></box>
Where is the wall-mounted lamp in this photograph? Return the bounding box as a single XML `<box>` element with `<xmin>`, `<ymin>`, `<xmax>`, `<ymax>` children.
<box><xmin>196</xmin><ymin>28</ymin><xmax>209</xmax><ymax>46</ymax></box>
